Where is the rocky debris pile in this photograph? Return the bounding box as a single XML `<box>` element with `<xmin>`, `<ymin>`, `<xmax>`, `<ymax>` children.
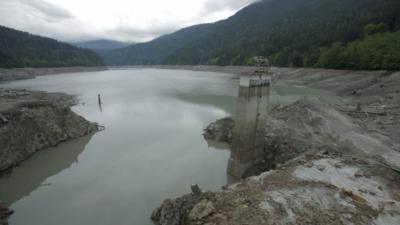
<box><xmin>203</xmin><ymin>118</ymin><xmax>234</xmax><ymax>143</ymax></box>
<box><xmin>0</xmin><ymin>202</ymin><xmax>13</xmax><ymax>225</ymax></box>
<box><xmin>151</xmin><ymin>185</ymin><xmax>214</xmax><ymax>225</ymax></box>
<box><xmin>0</xmin><ymin>89</ymin><xmax>98</xmax><ymax>172</ymax></box>
<box><xmin>205</xmin><ymin>97</ymin><xmax>400</xmax><ymax>176</ymax></box>
<box><xmin>154</xmin><ymin>97</ymin><xmax>400</xmax><ymax>224</ymax></box>
<box><xmin>152</xmin><ymin>152</ymin><xmax>400</xmax><ymax>225</ymax></box>
<box><xmin>338</xmin><ymin>88</ymin><xmax>400</xmax><ymax>148</ymax></box>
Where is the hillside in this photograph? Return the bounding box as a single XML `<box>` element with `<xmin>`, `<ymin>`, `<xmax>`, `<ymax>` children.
<box><xmin>100</xmin><ymin>24</ymin><xmax>211</xmax><ymax>65</ymax></box>
<box><xmin>72</xmin><ymin>40</ymin><xmax>132</xmax><ymax>50</ymax></box>
<box><xmin>102</xmin><ymin>0</ymin><xmax>400</xmax><ymax>70</ymax></box>
<box><xmin>0</xmin><ymin>26</ymin><xmax>104</xmax><ymax>68</ymax></box>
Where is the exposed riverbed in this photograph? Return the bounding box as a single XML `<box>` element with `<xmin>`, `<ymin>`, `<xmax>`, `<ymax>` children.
<box><xmin>0</xmin><ymin>68</ymin><xmax>335</xmax><ymax>225</ymax></box>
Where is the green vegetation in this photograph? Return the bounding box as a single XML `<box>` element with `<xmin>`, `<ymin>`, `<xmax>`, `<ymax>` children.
<box><xmin>0</xmin><ymin>26</ymin><xmax>104</xmax><ymax>68</ymax></box>
<box><xmin>102</xmin><ymin>0</ymin><xmax>400</xmax><ymax>70</ymax></box>
<box><xmin>313</xmin><ymin>31</ymin><xmax>400</xmax><ymax>70</ymax></box>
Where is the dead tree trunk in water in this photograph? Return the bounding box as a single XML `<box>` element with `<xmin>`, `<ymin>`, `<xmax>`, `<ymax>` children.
<box><xmin>98</xmin><ymin>94</ymin><xmax>102</xmax><ymax>106</ymax></box>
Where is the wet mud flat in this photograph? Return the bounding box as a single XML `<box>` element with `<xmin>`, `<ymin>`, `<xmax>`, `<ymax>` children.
<box><xmin>153</xmin><ymin>68</ymin><xmax>400</xmax><ymax>225</ymax></box>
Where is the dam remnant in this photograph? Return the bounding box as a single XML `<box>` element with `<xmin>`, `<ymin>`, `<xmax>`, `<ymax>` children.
<box><xmin>227</xmin><ymin>57</ymin><xmax>271</xmax><ymax>178</ymax></box>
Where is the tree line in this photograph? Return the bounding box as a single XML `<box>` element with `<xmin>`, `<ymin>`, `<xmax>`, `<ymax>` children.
<box><xmin>0</xmin><ymin>26</ymin><xmax>104</xmax><ymax>68</ymax></box>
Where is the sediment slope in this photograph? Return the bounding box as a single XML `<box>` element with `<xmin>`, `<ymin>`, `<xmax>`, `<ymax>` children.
<box><xmin>0</xmin><ymin>89</ymin><xmax>98</xmax><ymax>172</ymax></box>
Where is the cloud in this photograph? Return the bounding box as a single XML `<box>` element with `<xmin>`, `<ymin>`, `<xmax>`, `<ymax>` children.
<box><xmin>108</xmin><ymin>25</ymin><xmax>178</xmax><ymax>42</ymax></box>
<box><xmin>0</xmin><ymin>0</ymin><xmax>259</xmax><ymax>43</ymax></box>
<box><xmin>0</xmin><ymin>0</ymin><xmax>80</xmax><ymax>41</ymax></box>
<box><xmin>24</xmin><ymin>0</ymin><xmax>73</xmax><ymax>19</ymax></box>
<box><xmin>22</xmin><ymin>0</ymin><xmax>73</xmax><ymax>21</ymax></box>
<box><xmin>202</xmin><ymin>0</ymin><xmax>257</xmax><ymax>13</ymax></box>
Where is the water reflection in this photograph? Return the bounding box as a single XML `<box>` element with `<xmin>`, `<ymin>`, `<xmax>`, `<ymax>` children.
<box><xmin>98</xmin><ymin>102</ymin><xmax>103</xmax><ymax>112</ymax></box>
<box><xmin>205</xmin><ymin>139</ymin><xmax>231</xmax><ymax>151</ymax></box>
<box><xmin>0</xmin><ymin>134</ymin><xmax>93</xmax><ymax>205</ymax></box>
<box><xmin>0</xmin><ymin>69</ymin><xmax>235</xmax><ymax>225</ymax></box>
<box><xmin>173</xmin><ymin>93</ymin><xmax>237</xmax><ymax>114</ymax></box>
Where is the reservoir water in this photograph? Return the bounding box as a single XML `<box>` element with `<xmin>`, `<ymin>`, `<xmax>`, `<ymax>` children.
<box><xmin>0</xmin><ymin>68</ymin><xmax>333</xmax><ymax>225</ymax></box>
<box><xmin>0</xmin><ymin>69</ymin><xmax>237</xmax><ymax>225</ymax></box>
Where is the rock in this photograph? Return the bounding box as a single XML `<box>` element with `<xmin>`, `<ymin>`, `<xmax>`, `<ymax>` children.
<box><xmin>341</xmin><ymin>189</ymin><xmax>367</xmax><ymax>204</ymax></box>
<box><xmin>188</xmin><ymin>200</ymin><xmax>215</xmax><ymax>221</ymax></box>
<box><xmin>0</xmin><ymin>202</ymin><xmax>13</xmax><ymax>225</ymax></box>
<box><xmin>305</xmin><ymin>162</ymin><xmax>314</xmax><ymax>168</ymax></box>
<box><xmin>0</xmin><ymin>114</ymin><xmax>7</xmax><ymax>123</ymax></box>
<box><xmin>203</xmin><ymin>118</ymin><xmax>234</xmax><ymax>143</ymax></box>
<box><xmin>151</xmin><ymin>189</ymin><xmax>211</xmax><ymax>225</ymax></box>
<box><xmin>191</xmin><ymin>184</ymin><xmax>202</xmax><ymax>195</ymax></box>
<box><xmin>316</xmin><ymin>165</ymin><xmax>326</xmax><ymax>171</ymax></box>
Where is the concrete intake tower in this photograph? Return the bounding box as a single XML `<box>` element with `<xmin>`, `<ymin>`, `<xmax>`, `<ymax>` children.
<box><xmin>228</xmin><ymin>57</ymin><xmax>271</xmax><ymax>178</ymax></box>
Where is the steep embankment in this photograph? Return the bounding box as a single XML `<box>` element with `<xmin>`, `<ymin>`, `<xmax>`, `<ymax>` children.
<box><xmin>102</xmin><ymin>0</ymin><xmax>400</xmax><ymax>70</ymax></box>
<box><xmin>0</xmin><ymin>89</ymin><xmax>98</xmax><ymax>171</ymax></box>
<box><xmin>0</xmin><ymin>25</ymin><xmax>104</xmax><ymax>68</ymax></box>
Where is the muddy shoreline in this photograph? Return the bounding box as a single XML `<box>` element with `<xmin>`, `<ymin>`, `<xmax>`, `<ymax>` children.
<box><xmin>0</xmin><ymin>66</ymin><xmax>107</xmax><ymax>83</ymax></box>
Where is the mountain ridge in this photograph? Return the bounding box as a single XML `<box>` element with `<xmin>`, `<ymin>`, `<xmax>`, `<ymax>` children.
<box><xmin>101</xmin><ymin>0</ymin><xmax>400</xmax><ymax>70</ymax></box>
<box><xmin>72</xmin><ymin>39</ymin><xmax>132</xmax><ymax>50</ymax></box>
<box><xmin>0</xmin><ymin>25</ymin><xmax>104</xmax><ymax>68</ymax></box>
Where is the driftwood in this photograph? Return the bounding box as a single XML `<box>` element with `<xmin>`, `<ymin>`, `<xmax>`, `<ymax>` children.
<box><xmin>336</xmin><ymin>105</ymin><xmax>387</xmax><ymax>116</ymax></box>
<box><xmin>0</xmin><ymin>113</ymin><xmax>7</xmax><ymax>123</ymax></box>
<box><xmin>339</xmin><ymin>109</ymin><xmax>387</xmax><ymax>116</ymax></box>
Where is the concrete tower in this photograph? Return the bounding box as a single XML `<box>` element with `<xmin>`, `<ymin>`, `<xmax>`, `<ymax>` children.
<box><xmin>228</xmin><ymin>57</ymin><xmax>271</xmax><ymax>178</ymax></box>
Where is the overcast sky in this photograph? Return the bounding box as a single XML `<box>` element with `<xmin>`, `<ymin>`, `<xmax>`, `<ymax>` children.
<box><xmin>0</xmin><ymin>0</ymin><xmax>257</xmax><ymax>43</ymax></box>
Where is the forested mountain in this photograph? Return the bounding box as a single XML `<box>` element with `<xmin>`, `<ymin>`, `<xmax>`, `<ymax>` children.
<box><xmin>102</xmin><ymin>0</ymin><xmax>400</xmax><ymax>70</ymax></box>
<box><xmin>0</xmin><ymin>26</ymin><xmax>104</xmax><ymax>68</ymax></box>
<box><xmin>100</xmin><ymin>24</ymin><xmax>211</xmax><ymax>65</ymax></box>
<box><xmin>72</xmin><ymin>40</ymin><xmax>132</xmax><ymax>50</ymax></box>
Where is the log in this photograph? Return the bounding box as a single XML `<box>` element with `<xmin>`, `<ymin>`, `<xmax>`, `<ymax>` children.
<box><xmin>339</xmin><ymin>109</ymin><xmax>386</xmax><ymax>116</ymax></box>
